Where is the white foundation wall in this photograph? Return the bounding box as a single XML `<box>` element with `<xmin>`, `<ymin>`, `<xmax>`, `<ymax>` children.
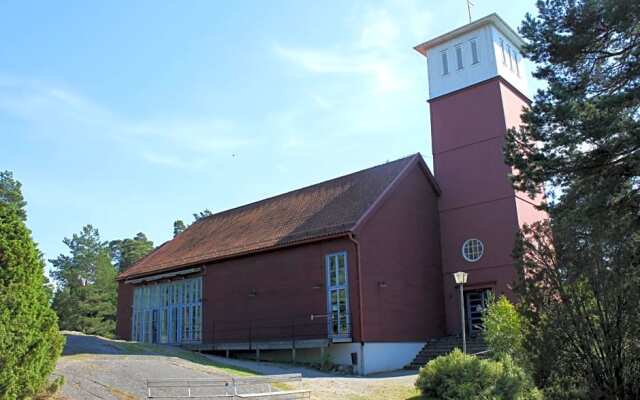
<box><xmin>326</xmin><ymin>342</ymin><xmax>362</xmax><ymax>370</ymax></box>
<box><xmin>227</xmin><ymin>341</ymin><xmax>425</xmax><ymax>375</ymax></box>
<box><xmin>361</xmin><ymin>342</ymin><xmax>426</xmax><ymax>375</ymax></box>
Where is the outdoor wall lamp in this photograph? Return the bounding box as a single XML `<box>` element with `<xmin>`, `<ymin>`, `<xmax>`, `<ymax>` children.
<box><xmin>248</xmin><ymin>289</ymin><xmax>257</xmax><ymax>297</ymax></box>
<box><xmin>377</xmin><ymin>281</ymin><xmax>388</xmax><ymax>288</ymax></box>
<box><xmin>453</xmin><ymin>271</ymin><xmax>468</xmax><ymax>353</ymax></box>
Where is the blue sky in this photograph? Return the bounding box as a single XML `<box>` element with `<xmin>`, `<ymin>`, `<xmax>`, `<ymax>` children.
<box><xmin>0</xmin><ymin>0</ymin><xmax>540</xmax><ymax>275</ymax></box>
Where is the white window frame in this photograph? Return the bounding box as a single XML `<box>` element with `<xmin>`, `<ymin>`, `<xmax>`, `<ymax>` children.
<box><xmin>462</xmin><ymin>238</ymin><xmax>485</xmax><ymax>263</ymax></box>
<box><xmin>499</xmin><ymin>38</ymin><xmax>507</xmax><ymax>65</ymax></box>
<box><xmin>325</xmin><ymin>251</ymin><xmax>351</xmax><ymax>339</ymax></box>
<box><xmin>131</xmin><ymin>276</ymin><xmax>202</xmax><ymax>344</ymax></box>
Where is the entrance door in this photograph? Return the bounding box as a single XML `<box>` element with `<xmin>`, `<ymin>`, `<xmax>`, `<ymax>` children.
<box><xmin>326</xmin><ymin>252</ymin><xmax>350</xmax><ymax>339</ymax></box>
<box><xmin>464</xmin><ymin>289</ymin><xmax>492</xmax><ymax>333</ymax></box>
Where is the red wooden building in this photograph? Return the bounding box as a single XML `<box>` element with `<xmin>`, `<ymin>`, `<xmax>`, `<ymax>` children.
<box><xmin>116</xmin><ymin>14</ymin><xmax>545</xmax><ymax>375</ymax></box>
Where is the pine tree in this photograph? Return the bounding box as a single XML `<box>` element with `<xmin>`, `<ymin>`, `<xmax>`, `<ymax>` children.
<box><xmin>173</xmin><ymin>220</ymin><xmax>187</xmax><ymax>237</ymax></box>
<box><xmin>505</xmin><ymin>1</ymin><xmax>640</xmax><ymax>398</ymax></box>
<box><xmin>0</xmin><ymin>171</ymin><xmax>27</xmax><ymax>221</ymax></box>
<box><xmin>0</xmin><ymin>175</ymin><xmax>63</xmax><ymax>399</ymax></box>
<box><xmin>192</xmin><ymin>209</ymin><xmax>213</xmax><ymax>221</ymax></box>
<box><xmin>51</xmin><ymin>225</ymin><xmax>118</xmax><ymax>337</ymax></box>
<box><xmin>109</xmin><ymin>232</ymin><xmax>154</xmax><ymax>272</ymax></box>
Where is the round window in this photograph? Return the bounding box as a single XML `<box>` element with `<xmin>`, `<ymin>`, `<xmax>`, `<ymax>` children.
<box><xmin>462</xmin><ymin>239</ymin><xmax>484</xmax><ymax>262</ymax></box>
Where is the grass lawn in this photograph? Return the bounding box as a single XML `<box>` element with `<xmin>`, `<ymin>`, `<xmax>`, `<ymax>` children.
<box><xmin>345</xmin><ymin>384</ymin><xmax>422</xmax><ymax>400</ymax></box>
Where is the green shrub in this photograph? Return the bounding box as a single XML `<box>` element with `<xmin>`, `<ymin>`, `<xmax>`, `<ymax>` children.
<box><xmin>0</xmin><ymin>191</ymin><xmax>64</xmax><ymax>399</ymax></box>
<box><xmin>415</xmin><ymin>349</ymin><xmax>541</xmax><ymax>400</ymax></box>
<box><xmin>483</xmin><ymin>295</ymin><xmax>523</xmax><ymax>361</ymax></box>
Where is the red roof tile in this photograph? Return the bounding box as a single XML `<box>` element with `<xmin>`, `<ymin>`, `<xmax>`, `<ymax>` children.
<box><xmin>118</xmin><ymin>154</ymin><xmax>421</xmax><ymax>280</ymax></box>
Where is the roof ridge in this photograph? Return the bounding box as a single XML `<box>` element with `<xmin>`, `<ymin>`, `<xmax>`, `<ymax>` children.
<box><xmin>118</xmin><ymin>152</ymin><xmax>423</xmax><ymax>280</ymax></box>
<box><xmin>191</xmin><ymin>153</ymin><xmax>419</xmax><ymax>226</ymax></box>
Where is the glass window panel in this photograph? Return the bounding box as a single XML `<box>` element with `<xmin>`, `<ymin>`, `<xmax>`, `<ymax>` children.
<box><xmin>184</xmin><ymin>307</ymin><xmax>190</xmax><ymax>340</ymax></box>
<box><xmin>161</xmin><ymin>310</ymin><xmax>168</xmax><ymax>343</ymax></box>
<box><xmin>329</xmin><ymin>256</ymin><xmax>337</xmax><ymax>286</ymax></box>
<box><xmin>471</xmin><ymin>40</ymin><xmax>479</xmax><ymax>64</ymax></box>
<box><xmin>172</xmin><ymin>308</ymin><xmax>178</xmax><ymax>343</ymax></box>
<box><xmin>130</xmin><ymin>278</ymin><xmax>202</xmax><ymax>344</ymax></box>
<box><xmin>456</xmin><ymin>46</ymin><xmax>463</xmax><ymax>69</ymax></box>
<box><xmin>337</xmin><ymin>255</ymin><xmax>346</xmax><ymax>285</ymax></box>
<box><xmin>507</xmin><ymin>45</ymin><xmax>513</xmax><ymax>70</ymax></box>
<box><xmin>441</xmin><ymin>50</ymin><xmax>449</xmax><ymax>75</ymax></box>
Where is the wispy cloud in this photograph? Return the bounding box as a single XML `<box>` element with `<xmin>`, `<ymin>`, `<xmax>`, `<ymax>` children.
<box><xmin>274</xmin><ymin>0</ymin><xmax>432</xmax><ymax>94</ymax></box>
<box><xmin>268</xmin><ymin>0</ymin><xmax>434</xmax><ymax>154</ymax></box>
<box><xmin>141</xmin><ymin>151</ymin><xmax>203</xmax><ymax>169</ymax></box>
<box><xmin>0</xmin><ymin>76</ymin><xmax>254</xmax><ymax>169</ymax></box>
<box><xmin>274</xmin><ymin>45</ymin><xmax>408</xmax><ymax>93</ymax></box>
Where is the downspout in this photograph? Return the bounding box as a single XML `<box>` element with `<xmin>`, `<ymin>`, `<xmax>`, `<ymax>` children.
<box><xmin>348</xmin><ymin>232</ymin><xmax>365</xmax><ymax>375</ymax></box>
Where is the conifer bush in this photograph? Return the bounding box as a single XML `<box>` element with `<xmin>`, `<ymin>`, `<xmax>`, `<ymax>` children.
<box><xmin>415</xmin><ymin>349</ymin><xmax>541</xmax><ymax>400</ymax></box>
<box><xmin>0</xmin><ymin>202</ymin><xmax>64</xmax><ymax>399</ymax></box>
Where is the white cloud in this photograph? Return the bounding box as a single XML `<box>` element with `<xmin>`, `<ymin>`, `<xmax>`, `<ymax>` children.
<box><xmin>267</xmin><ymin>0</ymin><xmax>434</xmax><ymax>155</ymax></box>
<box><xmin>273</xmin><ymin>1</ymin><xmax>432</xmax><ymax>94</ymax></box>
<box><xmin>274</xmin><ymin>45</ymin><xmax>408</xmax><ymax>93</ymax></box>
<box><xmin>142</xmin><ymin>151</ymin><xmax>204</xmax><ymax>169</ymax></box>
<box><xmin>358</xmin><ymin>8</ymin><xmax>399</xmax><ymax>49</ymax></box>
<box><xmin>0</xmin><ymin>76</ymin><xmax>254</xmax><ymax>169</ymax></box>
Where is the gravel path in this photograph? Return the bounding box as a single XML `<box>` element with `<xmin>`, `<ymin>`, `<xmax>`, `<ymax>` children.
<box><xmin>56</xmin><ymin>333</ymin><xmax>232</xmax><ymax>400</ymax></box>
<box><xmin>200</xmin><ymin>353</ymin><xmax>419</xmax><ymax>399</ymax></box>
<box><xmin>55</xmin><ymin>332</ymin><xmax>419</xmax><ymax>400</ymax></box>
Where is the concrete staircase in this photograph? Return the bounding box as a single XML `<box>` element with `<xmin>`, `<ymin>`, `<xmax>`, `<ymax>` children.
<box><xmin>405</xmin><ymin>335</ymin><xmax>488</xmax><ymax>369</ymax></box>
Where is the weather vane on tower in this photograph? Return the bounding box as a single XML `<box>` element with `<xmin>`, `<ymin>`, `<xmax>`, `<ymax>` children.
<box><xmin>467</xmin><ymin>0</ymin><xmax>475</xmax><ymax>23</ymax></box>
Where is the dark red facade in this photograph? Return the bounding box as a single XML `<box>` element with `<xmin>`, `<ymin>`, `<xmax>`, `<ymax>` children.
<box><xmin>356</xmin><ymin>161</ymin><xmax>444</xmax><ymax>342</ymax></box>
<box><xmin>201</xmin><ymin>237</ymin><xmax>359</xmax><ymax>343</ymax></box>
<box><xmin>115</xmin><ymin>159</ymin><xmax>445</xmax><ymax>344</ymax></box>
<box><xmin>431</xmin><ymin>78</ymin><xmax>545</xmax><ymax>334</ymax></box>
<box><xmin>116</xmin><ymin>281</ymin><xmax>134</xmax><ymax>339</ymax></box>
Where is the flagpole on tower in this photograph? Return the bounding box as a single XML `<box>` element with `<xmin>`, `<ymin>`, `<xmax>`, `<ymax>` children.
<box><xmin>467</xmin><ymin>0</ymin><xmax>475</xmax><ymax>23</ymax></box>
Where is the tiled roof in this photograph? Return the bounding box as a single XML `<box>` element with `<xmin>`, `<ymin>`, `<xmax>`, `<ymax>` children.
<box><xmin>118</xmin><ymin>154</ymin><xmax>421</xmax><ymax>279</ymax></box>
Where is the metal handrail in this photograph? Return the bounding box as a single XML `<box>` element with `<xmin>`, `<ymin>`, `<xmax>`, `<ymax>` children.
<box><xmin>205</xmin><ymin>314</ymin><xmax>352</xmax><ymax>347</ymax></box>
<box><xmin>147</xmin><ymin>374</ymin><xmax>309</xmax><ymax>399</ymax></box>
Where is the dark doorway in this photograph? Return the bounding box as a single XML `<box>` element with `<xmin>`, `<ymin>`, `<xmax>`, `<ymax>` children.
<box><xmin>464</xmin><ymin>289</ymin><xmax>492</xmax><ymax>333</ymax></box>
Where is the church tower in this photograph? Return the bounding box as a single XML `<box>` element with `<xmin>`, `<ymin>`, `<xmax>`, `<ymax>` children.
<box><xmin>415</xmin><ymin>14</ymin><xmax>546</xmax><ymax>335</ymax></box>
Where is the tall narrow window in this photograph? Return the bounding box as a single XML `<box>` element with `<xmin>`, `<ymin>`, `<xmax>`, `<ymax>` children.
<box><xmin>455</xmin><ymin>45</ymin><xmax>463</xmax><ymax>70</ymax></box>
<box><xmin>441</xmin><ymin>50</ymin><xmax>449</xmax><ymax>75</ymax></box>
<box><xmin>499</xmin><ymin>38</ymin><xmax>506</xmax><ymax>65</ymax></box>
<box><xmin>470</xmin><ymin>39</ymin><xmax>479</xmax><ymax>64</ymax></box>
<box><xmin>326</xmin><ymin>252</ymin><xmax>350</xmax><ymax>339</ymax></box>
<box><xmin>513</xmin><ymin>50</ymin><xmax>520</xmax><ymax>76</ymax></box>
<box><xmin>507</xmin><ymin>44</ymin><xmax>514</xmax><ymax>70</ymax></box>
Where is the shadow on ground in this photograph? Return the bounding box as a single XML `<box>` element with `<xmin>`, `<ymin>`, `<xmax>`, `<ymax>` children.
<box><xmin>61</xmin><ymin>331</ymin><xmax>123</xmax><ymax>356</ymax></box>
